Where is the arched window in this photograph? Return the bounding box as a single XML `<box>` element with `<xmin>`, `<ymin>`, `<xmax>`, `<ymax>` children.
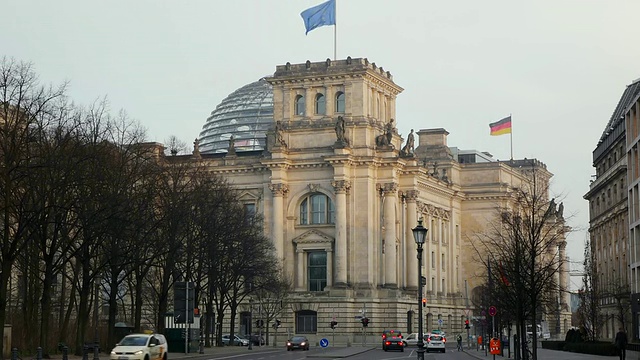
<box><xmin>335</xmin><ymin>92</ymin><xmax>345</xmax><ymax>113</ymax></box>
<box><xmin>299</xmin><ymin>193</ymin><xmax>335</xmax><ymax>224</ymax></box>
<box><xmin>296</xmin><ymin>310</ymin><xmax>317</xmax><ymax>333</ymax></box>
<box><xmin>295</xmin><ymin>95</ymin><xmax>305</xmax><ymax>116</ymax></box>
<box><xmin>315</xmin><ymin>93</ymin><xmax>326</xmax><ymax>114</ymax></box>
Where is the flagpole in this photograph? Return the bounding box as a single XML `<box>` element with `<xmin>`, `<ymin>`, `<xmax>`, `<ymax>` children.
<box><xmin>334</xmin><ymin>0</ymin><xmax>337</xmax><ymax>60</ymax></box>
<box><xmin>509</xmin><ymin>113</ymin><xmax>513</xmax><ymax>160</ymax></box>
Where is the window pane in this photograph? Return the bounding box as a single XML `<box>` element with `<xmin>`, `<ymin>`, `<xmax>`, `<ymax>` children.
<box><xmin>328</xmin><ymin>198</ymin><xmax>335</xmax><ymax>224</ymax></box>
<box><xmin>300</xmin><ymin>198</ymin><xmax>308</xmax><ymax>224</ymax></box>
<box><xmin>336</xmin><ymin>92</ymin><xmax>345</xmax><ymax>113</ymax></box>
<box><xmin>315</xmin><ymin>94</ymin><xmax>325</xmax><ymax>114</ymax></box>
<box><xmin>296</xmin><ymin>95</ymin><xmax>305</xmax><ymax>116</ymax></box>
<box><xmin>308</xmin><ymin>252</ymin><xmax>326</xmax><ymax>292</ymax></box>
<box><xmin>296</xmin><ymin>311</ymin><xmax>317</xmax><ymax>333</ymax></box>
<box><xmin>311</xmin><ymin>195</ymin><xmax>327</xmax><ymax>224</ymax></box>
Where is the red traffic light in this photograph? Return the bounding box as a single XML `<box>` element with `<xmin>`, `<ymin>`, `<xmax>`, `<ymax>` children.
<box><xmin>465</xmin><ymin>319</ymin><xmax>469</xmax><ymax>325</ymax></box>
<box><xmin>422</xmin><ymin>298</ymin><xmax>426</xmax><ymax>307</ymax></box>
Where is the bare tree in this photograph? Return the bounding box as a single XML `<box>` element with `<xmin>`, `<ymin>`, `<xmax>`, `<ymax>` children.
<box><xmin>470</xmin><ymin>162</ymin><xmax>568</xmax><ymax>360</ymax></box>
<box><xmin>577</xmin><ymin>237</ymin><xmax>604</xmax><ymax>341</ymax></box>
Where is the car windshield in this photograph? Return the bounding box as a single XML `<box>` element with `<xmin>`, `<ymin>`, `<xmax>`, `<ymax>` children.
<box><xmin>430</xmin><ymin>335</ymin><xmax>442</xmax><ymax>341</ymax></box>
<box><xmin>291</xmin><ymin>336</ymin><xmax>306</xmax><ymax>342</ymax></box>
<box><xmin>120</xmin><ymin>336</ymin><xmax>148</xmax><ymax>346</ymax></box>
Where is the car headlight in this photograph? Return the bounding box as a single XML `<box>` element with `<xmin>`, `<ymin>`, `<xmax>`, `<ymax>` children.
<box><xmin>300</xmin><ymin>342</ymin><xmax>306</xmax><ymax>346</ymax></box>
<box><xmin>287</xmin><ymin>342</ymin><xmax>291</xmax><ymax>346</ymax></box>
<box><xmin>133</xmin><ymin>350</ymin><xmax>144</xmax><ymax>355</ymax></box>
<box><xmin>110</xmin><ymin>351</ymin><xmax>116</xmax><ymax>355</ymax></box>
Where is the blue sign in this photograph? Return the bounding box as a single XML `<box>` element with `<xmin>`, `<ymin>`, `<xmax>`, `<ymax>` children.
<box><xmin>320</xmin><ymin>338</ymin><xmax>329</xmax><ymax>348</ymax></box>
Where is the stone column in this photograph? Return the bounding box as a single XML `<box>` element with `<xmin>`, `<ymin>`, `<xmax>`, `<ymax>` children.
<box><xmin>332</xmin><ymin>180</ymin><xmax>351</xmax><ymax>287</ymax></box>
<box><xmin>383</xmin><ymin>183</ymin><xmax>398</xmax><ymax>287</ymax></box>
<box><xmin>559</xmin><ymin>241</ymin><xmax>569</xmax><ymax>308</ymax></box>
<box><xmin>405</xmin><ymin>190</ymin><xmax>419</xmax><ymax>289</ymax></box>
<box><xmin>326</xmin><ymin>249</ymin><xmax>334</xmax><ymax>288</ymax></box>
<box><xmin>269</xmin><ymin>183</ymin><xmax>288</xmax><ymax>262</ymax></box>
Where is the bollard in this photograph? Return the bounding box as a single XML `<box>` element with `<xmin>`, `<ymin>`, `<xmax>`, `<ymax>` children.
<box><xmin>36</xmin><ymin>347</ymin><xmax>42</xmax><ymax>360</ymax></box>
<box><xmin>11</xmin><ymin>347</ymin><xmax>18</xmax><ymax>360</ymax></box>
<box><xmin>93</xmin><ymin>343</ymin><xmax>99</xmax><ymax>360</ymax></box>
<box><xmin>199</xmin><ymin>340</ymin><xmax>204</xmax><ymax>354</ymax></box>
<box><xmin>82</xmin><ymin>345</ymin><xmax>89</xmax><ymax>360</ymax></box>
<box><xmin>62</xmin><ymin>346</ymin><xmax>69</xmax><ymax>360</ymax></box>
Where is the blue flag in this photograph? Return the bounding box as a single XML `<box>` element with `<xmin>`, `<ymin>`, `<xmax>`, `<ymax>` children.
<box><xmin>301</xmin><ymin>0</ymin><xmax>336</xmax><ymax>35</ymax></box>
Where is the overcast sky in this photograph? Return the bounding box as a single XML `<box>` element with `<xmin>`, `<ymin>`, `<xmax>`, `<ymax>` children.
<box><xmin>4</xmin><ymin>0</ymin><xmax>639</xmax><ymax>290</ymax></box>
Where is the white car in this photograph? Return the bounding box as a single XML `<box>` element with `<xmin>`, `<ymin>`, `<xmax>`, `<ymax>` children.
<box><xmin>425</xmin><ymin>333</ymin><xmax>446</xmax><ymax>353</ymax></box>
<box><xmin>110</xmin><ymin>333</ymin><xmax>168</xmax><ymax>360</ymax></box>
<box><xmin>222</xmin><ymin>334</ymin><xmax>250</xmax><ymax>346</ymax></box>
<box><xmin>403</xmin><ymin>333</ymin><xmax>419</xmax><ymax>346</ymax></box>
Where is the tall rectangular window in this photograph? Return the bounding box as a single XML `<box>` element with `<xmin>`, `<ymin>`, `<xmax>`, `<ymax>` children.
<box><xmin>308</xmin><ymin>251</ymin><xmax>327</xmax><ymax>291</ymax></box>
<box><xmin>441</xmin><ymin>253</ymin><xmax>445</xmax><ymax>270</ymax></box>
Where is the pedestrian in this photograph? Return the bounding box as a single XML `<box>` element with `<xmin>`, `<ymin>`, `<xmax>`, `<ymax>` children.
<box><xmin>615</xmin><ymin>327</ymin><xmax>628</xmax><ymax>360</ymax></box>
<box><xmin>457</xmin><ymin>334</ymin><xmax>463</xmax><ymax>351</ymax></box>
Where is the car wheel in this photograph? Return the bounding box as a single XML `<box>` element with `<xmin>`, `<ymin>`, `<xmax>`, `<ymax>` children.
<box><xmin>401</xmin><ymin>348</ymin><xmax>404</xmax><ymax>352</ymax></box>
<box><xmin>163</xmin><ymin>353</ymin><xmax>167</xmax><ymax>360</ymax></box>
<box><xmin>442</xmin><ymin>349</ymin><xmax>446</xmax><ymax>353</ymax></box>
<box><xmin>144</xmin><ymin>355</ymin><xmax>149</xmax><ymax>360</ymax></box>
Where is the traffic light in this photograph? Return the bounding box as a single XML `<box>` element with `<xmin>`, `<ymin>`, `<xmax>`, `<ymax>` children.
<box><xmin>465</xmin><ymin>319</ymin><xmax>470</xmax><ymax>330</ymax></box>
<box><xmin>330</xmin><ymin>320</ymin><xmax>338</xmax><ymax>329</ymax></box>
<box><xmin>276</xmin><ymin>319</ymin><xmax>281</xmax><ymax>328</ymax></box>
<box><xmin>256</xmin><ymin>319</ymin><xmax>264</xmax><ymax>328</ymax></box>
<box><xmin>422</xmin><ymin>298</ymin><xmax>427</xmax><ymax>307</ymax></box>
<box><xmin>361</xmin><ymin>317</ymin><xmax>369</xmax><ymax>327</ymax></box>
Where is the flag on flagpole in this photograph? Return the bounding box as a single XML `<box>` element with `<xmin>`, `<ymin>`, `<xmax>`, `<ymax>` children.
<box><xmin>489</xmin><ymin>116</ymin><xmax>512</xmax><ymax>136</ymax></box>
<box><xmin>301</xmin><ymin>0</ymin><xmax>336</xmax><ymax>35</ymax></box>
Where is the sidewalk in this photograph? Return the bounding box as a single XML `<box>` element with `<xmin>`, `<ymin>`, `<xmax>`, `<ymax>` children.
<box><xmin>463</xmin><ymin>347</ymin><xmax>640</xmax><ymax>360</ymax></box>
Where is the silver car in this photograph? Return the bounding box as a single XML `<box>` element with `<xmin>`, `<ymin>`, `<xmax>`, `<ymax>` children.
<box><xmin>221</xmin><ymin>334</ymin><xmax>249</xmax><ymax>346</ymax></box>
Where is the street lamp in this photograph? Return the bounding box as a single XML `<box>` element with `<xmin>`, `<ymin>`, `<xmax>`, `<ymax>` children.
<box><xmin>412</xmin><ymin>218</ymin><xmax>428</xmax><ymax>360</ymax></box>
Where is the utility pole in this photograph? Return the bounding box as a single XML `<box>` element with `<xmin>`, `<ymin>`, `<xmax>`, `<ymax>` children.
<box><xmin>465</xmin><ymin>280</ymin><xmax>470</xmax><ymax>350</ymax></box>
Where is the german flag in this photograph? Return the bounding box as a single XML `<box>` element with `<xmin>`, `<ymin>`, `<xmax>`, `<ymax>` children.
<box><xmin>489</xmin><ymin>116</ymin><xmax>512</xmax><ymax>136</ymax></box>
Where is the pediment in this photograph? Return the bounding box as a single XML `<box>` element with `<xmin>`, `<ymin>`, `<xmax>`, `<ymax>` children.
<box><xmin>292</xmin><ymin>229</ymin><xmax>334</xmax><ymax>245</ymax></box>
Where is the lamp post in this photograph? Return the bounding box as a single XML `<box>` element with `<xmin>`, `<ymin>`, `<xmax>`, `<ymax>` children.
<box><xmin>412</xmin><ymin>218</ymin><xmax>428</xmax><ymax>360</ymax></box>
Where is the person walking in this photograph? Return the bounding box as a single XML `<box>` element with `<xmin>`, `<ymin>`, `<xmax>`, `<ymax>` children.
<box><xmin>457</xmin><ymin>334</ymin><xmax>463</xmax><ymax>351</ymax></box>
<box><xmin>615</xmin><ymin>327</ymin><xmax>628</xmax><ymax>360</ymax></box>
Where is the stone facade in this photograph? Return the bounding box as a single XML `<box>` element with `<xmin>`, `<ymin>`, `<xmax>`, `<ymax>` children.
<box><xmin>189</xmin><ymin>58</ymin><xmax>571</xmax><ymax>344</ymax></box>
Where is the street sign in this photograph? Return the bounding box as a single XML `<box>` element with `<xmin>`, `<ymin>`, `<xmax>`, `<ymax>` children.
<box><xmin>354</xmin><ymin>315</ymin><xmax>363</xmax><ymax>320</ymax></box>
<box><xmin>421</xmin><ymin>276</ymin><xmax>427</xmax><ymax>285</ymax></box>
<box><xmin>489</xmin><ymin>306</ymin><xmax>497</xmax><ymax>317</ymax></box>
<box><xmin>438</xmin><ymin>319</ymin><xmax>443</xmax><ymax>325</ymax></box>
<box><xmin>320</xmin><ymin>338</ymin><xmax>329</xmax><ymax>348</ymax></box>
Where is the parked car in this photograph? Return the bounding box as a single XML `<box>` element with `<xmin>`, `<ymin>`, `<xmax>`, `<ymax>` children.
<box><xmin>403</xmin><ymin>333</ymin><xmax>419</xmax><ymax>346</ymax></box>
<box><xmin>286</xmin><ymin>336</ymin><xmax>309</xmax><ymax>351</ymax></box>
<box><xmin>248</xmin><ymin>334</ymin><xmax>265</xmax><ymax>346</ymax></box>
<box><xmin>110</xmin><ymin>333</ymin><xmax>168</xmax><ymax>360</ymax></box>
<box><xmin>383</xmin><ymin>335</ymin><xmax>404</xmax><ymax>352</ymax></box>
<box><xmin>425</xmin><ymin>333</ymin><xmax>446</xmax><ymax>353</ymax></box>
<box><xmin>381</xmin><ymin>329</ymin><xmax>403</xmax><ymax>351</ymax></box>
<box><xmin>221</xmin><ymin>334</ymin><xmax>249</xmax><ymax>346</ymax></box>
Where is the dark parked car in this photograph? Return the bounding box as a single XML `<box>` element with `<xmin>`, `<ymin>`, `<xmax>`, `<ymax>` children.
<box><xmin>383</xmin><ymin>335</ymin><xmax>404</xmax><ymax>352</ymax></box>
<box><xmin>249</xmin><ymin>334</ymin><xmax>265</xmax><ymax>346</ymax></box>
<box><xmin>286</xmin><ymin>336</ymin><xmax>309</xmax><ymax>351</ymax></box>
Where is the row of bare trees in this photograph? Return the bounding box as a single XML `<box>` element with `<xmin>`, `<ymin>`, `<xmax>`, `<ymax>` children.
<box><xmin>0</xmin><ymin>57</ymin><xmax>285</xmax><ymax>358</ymax></box>
<box><xmin>470</xmin><ymin>166</ymin><xmax>568</xmax><ymax>360</ymax></box>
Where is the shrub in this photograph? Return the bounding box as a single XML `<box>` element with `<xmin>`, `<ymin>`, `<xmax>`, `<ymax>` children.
<box><xmin>541</xmin><ymin>340</ymin><xmax>565</xmax><ymax>350</ymax></box>
<box><xmin>565</xmin><ymin>329</ymin><xmax>584</xmax><ymax>343</ymax></box>
<box><xmin>563</xmin><ymin>341</ymin><xmax>616</xmax><ymax>356</ymax></box>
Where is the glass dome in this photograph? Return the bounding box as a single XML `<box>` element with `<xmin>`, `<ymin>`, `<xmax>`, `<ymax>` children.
<box><xmin>198</xmin><ymin>78</ymin><xmax>274</xmax><ymax>154</ymax></box>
